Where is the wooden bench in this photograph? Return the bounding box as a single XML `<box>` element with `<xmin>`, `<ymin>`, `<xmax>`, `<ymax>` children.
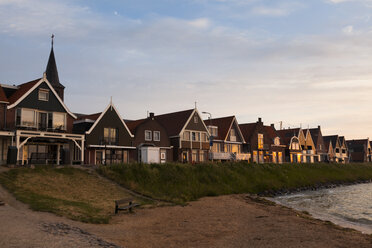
<box><xmin>115</xmin><ymin>198</ymin><xmax>139</xmax><ymax>214</ymax></box>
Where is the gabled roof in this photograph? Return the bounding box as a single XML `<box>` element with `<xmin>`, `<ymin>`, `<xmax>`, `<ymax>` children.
<box><xmin>239</xmin><ymin>123</ymin><xmax>257</xmax><ymax>142</ymax></box>
<box><xmin>204</xmin><ymin>116</ymin><xmax>233</xmax><ymax>140</ymax></box>
<box><xmin>86</xmin><ymin>103</ymin><xmax>134</xmax><ymax>137</ymax></box>
<box><xmin>0</xmin><ymin>86</ymin><xmax>9</xmax><ymax>103</ymax></box>
<box><xmin>125</xmin><ymin>119</ymin><xmax>146</xmax><ymax>133</ymax></box>
<box><xmin>76</xmin><ymin>112</ymin><xmax>101</xmax><ymax>121</ymax></box>
<box><xmin>264</xmin><ymin>125</ymin><xmax>279</xmax><ymax>144</ymax></box>
<box><xmin>309</xmin><ymin>127</ymin><xmax>320</xmax><ymax>146</ymax></box>
<box><xmin>276</xmin><ymin>128</ymin><xmax>301</xmax><ymax>146</ymax></box>
<box><xmin>323</xmin><ymin>135</ymin><xmax>339</xmax><ymax>148</ymax></box>
<box><xmin>46</xmin><ymin>46</ymin><xmax>64</xmax><ymax>89</ymax></box>
<box><xmin>7</xmin><ymin>76</ymin><xmax>76</xmax><ymax>118</ymax></box>
<box><xmin>204</xmin><ymin>116</ymin><xmax>245</xmax><ymax>142</ymax></box>
<box><xmin>154</xmin><ymin>109</ymin><xmax>195</xmax><ymax>137</ymax></box>
<box><xmin>346</xmin><ymin>139</ymin><xmax>369</xmax><ymax>149</ymax></box>
<box><xmin>7</xmin><ymin>78</ymin><xmax>40</xmax><ymax>104</ymax></box>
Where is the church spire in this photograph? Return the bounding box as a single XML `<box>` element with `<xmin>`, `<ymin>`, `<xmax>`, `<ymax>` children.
<box><xmin>45</xmin><ymin>34</ymin><xmax>65</xmax><ymax>100</ymax></box>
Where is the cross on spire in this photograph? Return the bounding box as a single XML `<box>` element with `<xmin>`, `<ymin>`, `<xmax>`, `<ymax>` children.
<box><xmin>51</xmin><ymin>34</ymin><xmax>55</xmax><ymax>47</ymax></box>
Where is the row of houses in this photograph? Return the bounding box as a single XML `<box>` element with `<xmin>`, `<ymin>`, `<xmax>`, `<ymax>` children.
<box><xmin>1</xmin><ymin>45</ymin><xmax>371</xmax><ymax>165</ymax></box>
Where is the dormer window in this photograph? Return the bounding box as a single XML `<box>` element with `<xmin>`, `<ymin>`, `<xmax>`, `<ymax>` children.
<box><xmin>274</xmin><ymin>137</ymin><xmax>280</xmax><ymax>146</ymax></box>
<box><xmin>38</xmin><ymin>89</ymin><xmax>49</xmax><ymax>101</ymax></box>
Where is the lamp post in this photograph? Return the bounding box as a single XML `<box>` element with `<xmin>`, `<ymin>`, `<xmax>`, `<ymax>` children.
<box><xmin>202</xmin><ymin>112</ymin><xmax>213</xmax><ymax>162</ymax></box>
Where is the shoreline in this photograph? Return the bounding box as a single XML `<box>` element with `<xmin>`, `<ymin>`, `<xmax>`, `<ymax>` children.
<box><xmin>266</xmin><ymin>182</ymin><xmax>372</xmax><ymax>235</ymax></box>
<box><xmin>257</xmin><ymin>178</ymin><xmax>372</xmax><ymax>197</ymax></box>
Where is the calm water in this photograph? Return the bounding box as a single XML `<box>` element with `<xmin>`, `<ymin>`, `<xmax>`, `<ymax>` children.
<box><xmin>271</xmin><ymin>183</ymin><xmax>372</xmax><ymax>234</ymax></box>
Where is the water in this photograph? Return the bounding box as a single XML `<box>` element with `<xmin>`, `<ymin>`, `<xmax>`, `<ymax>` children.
<box><xmin>271</xmin><ymin>183</ymin><xmax>372</xmax><ymax>234</ymax></box>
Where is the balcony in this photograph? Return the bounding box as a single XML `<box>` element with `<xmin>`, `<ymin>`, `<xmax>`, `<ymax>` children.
<box><xmin>209</xmin><ymin>152</ymin><xmax>232</xmax><ymax>160</ymax></box>
<box><xmin>236</xmin><ymin>153</ymin><xmax>250</xmax><ymax>161</ymax></box>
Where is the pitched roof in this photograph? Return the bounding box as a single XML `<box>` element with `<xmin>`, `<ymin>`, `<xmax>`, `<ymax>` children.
<box><xmin>155</xmin><ymin>109</ymin><xmax>194</xmax><ymax>136</ymax></box>
<box><xmin>264</xmin><ymin>125</ymin><xmax>278</xmax><ymax>144</ymax></box>
<box><xmin>86</xmin><ymin>103</ymin><xmax>133</xmax><ymax>137</ymax></box>
<box><xmin>276</xmin><ymin>128</ymin><xmax>300</xmax><ymax>145</ymax></box>
<box><xmin>0</xmin><ymin>86</ymin><xmax>9</xmax><ymax>103</ymax></box>
<box><xmin>309</xmin><ymin>127</ymin><xmax>320</xmax><ymax>146</ymax></box>
<box><xmin>125</xmin><ymin>119</ymin><xmax>146</xmax><ymax>133</ymax></box>
<box><xmin>7</xmin><ymin>78</ymin><xmax>40</xmax><ymax>104</ymax></box>
<box><xmin>45</xmin><ymin>47</ymin><xmax>64</xmax><ymax>89</ymax></box>
<box><xmin>204</xmin><ymin>116</ymin><xmax>235</xmax><ymax>140</ymax></box>
<box><xmin>76</xmin><ymin>112</ymin><xmax>101</xmax><ymax>121</ymax></box>
<box><xmin>239</xmin><ymin>123</ymin><xmax>257</xmax><ymax>142</ymax></box>
<box><xmin>323</xmin><ymin>135</ymin><xmax>339</xmax><ymax>148</ymax></box>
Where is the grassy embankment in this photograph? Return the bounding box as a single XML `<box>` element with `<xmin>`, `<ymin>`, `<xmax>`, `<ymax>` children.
<box><xmin>98</xmin><ymin>162</ymin><xmax>372</xmax><ymax>204</ymax></box>
<box><xmin>0</xmin><ymin>166</ymin><xmax>151</xmax><ymax>224</ymax></box>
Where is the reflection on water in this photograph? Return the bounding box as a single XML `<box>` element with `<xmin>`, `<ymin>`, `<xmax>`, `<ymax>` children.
<box><xmin>271</xmin><ymin>183</ymin><xmax>372</xmax><ymax>234</ymax></box>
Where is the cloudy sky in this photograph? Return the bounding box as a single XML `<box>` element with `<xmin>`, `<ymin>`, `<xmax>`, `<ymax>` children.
<box><xmin>1</xmin><ymin>0</ymin><xmax>372</xmax><ymax>138</ymax></box>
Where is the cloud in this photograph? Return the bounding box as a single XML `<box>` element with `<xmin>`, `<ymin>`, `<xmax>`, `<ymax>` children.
<box><xmin>342</xmin><ymin>25</ymin><xmax>354</xmax><ymax>34</ymax></box>
<box><xmin>1</xmin><ymin>0</ymin><xmax>372</xmax><ymax>138</ymax></box>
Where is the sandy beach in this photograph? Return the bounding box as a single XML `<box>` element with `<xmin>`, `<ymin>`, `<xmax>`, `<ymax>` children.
<box><xmin>0</xmin><ymin>183</ymin><xmax>371</xmax><ymax>248</ymax></box>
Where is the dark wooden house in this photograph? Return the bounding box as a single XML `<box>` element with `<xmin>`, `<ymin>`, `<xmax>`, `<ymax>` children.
<box><xmin>0</xmin><ymin>44</ymin><xmax>84</xmax><ymax>165</ymax></box>
<box><xmin>73</xmin><ymin>103</ymin><xmax>135</xmax><ymax>165</ymax></box>
<box><xmin>154</xmin><ymin>108</ymin><xmax>210</xmax><ymax>163</ymax></box>
<box><xmin>126</xmin><ymin>112</ymin><xmax>173</xmax><ymax>163</ymax></box>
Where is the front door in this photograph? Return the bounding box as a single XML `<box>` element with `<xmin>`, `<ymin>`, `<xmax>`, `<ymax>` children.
<box><xmin>96</xmin><ymin>151</ymin><xmax>103</xmax><ymax>165</ymax></box>
<box><xmin>182</xmin><ymin>151</ymin><xmax>188</xmax><ymax>163</ymax></box>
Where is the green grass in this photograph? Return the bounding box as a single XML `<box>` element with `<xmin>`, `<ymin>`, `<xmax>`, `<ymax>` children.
<box><xmin>0</xmin><ymin>166</ymin><xmax>148</xmax><ymax>223</ymax></box>
<box><xmin>97</xmin><ymin>162</ymin><xmax>372</xmax><ymax>204</ymax></box>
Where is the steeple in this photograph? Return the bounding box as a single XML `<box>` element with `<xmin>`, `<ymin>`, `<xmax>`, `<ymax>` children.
<box><xmin>45</xmin><ymin>34</ymin><xmax>65</xmax><ymax>100</ymax></box>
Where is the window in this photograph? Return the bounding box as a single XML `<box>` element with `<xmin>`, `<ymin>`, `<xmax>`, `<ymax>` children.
<box><xmin>192</xmin><ymin>132</ymin><xmax>200</xmax><ymax>141</ymax></box>
<box><xmin>192</xmin><ymin>150</ymin><xmax>198</xmax><ymax>162</ymax></box>
<box><xmin>258</xmin><ymin>133</ymin><xmax>264</xmax><ymax>149</ymax></box>
<box><xmin>16</xmin><ymin>108</ymin><xmax>21</xmax><ymax>126</ymax></box>
<box><xmin>342</xmin><ymin>149</ymin><xmax>346</xmax><ymax>154</ymax></box>
<box><xmin>183</xmin><ymin>131</ymin><xmax>190</xmax><ymax>141</ymax></box>
<box><xmin>199</xmin><ymin>151</ymin><xmax>205</xmax><ymax>162</ymax></box>
<box><xmin>335</xmin><ymin>148</ymin><xmax>340</xmax><ymax>153</ymax></box>
<box><xmin>104</xmin><ymin>128</ymin><xmax>118</xmax><ymax>144</ymax></box>
<box><xmin>274</xmin><ymin>137</ymin><xmax>280</xmax><ymax>146</ymax></box>
<box><xmin>154</xmin><ymin>131</ymin><xmax>160</xmax><ymax>141</ymax></box>
<box><xmin>194</xmin><ymin>115</ymin><xmax>198</xmax><ymax>123</ymax></box>
<box><xmin>319</xmin><ymin>144</ymin><xmax>322</xmax><ymax>150</ymax></box>
<box><xmin>201</xmin><ymin>133</ymin><xmax>207</xmax><ymax>142</ymax></box>
<box><xmin>38</xmin><ymin>89</ymin><xmax>49</xmax><ymax>101</ymax></box>
<box><xmin>48</xmin><ymin>113</ymin><xmax>53</xmax><ymax>128</ymax></box>
<box><xmin>161</xmin><ymin>152</ymin><xmax>166</xmax><ymax>160</ymax></box>
<box><xmin>208</xmin><ymin>126</ymin><xmax>218</xmax><ymax>137</ymax></box>
<box><xmin>145</xmin><ymin>130</ymin><xmax>152</xmax><ymax>141</ymax></box>
<box><xmin>21</xmin><ymin>109</ymin><xmax>36</xmax><ymax>127</ymax></box>
<box><xmin>53</xmin><ymin>112</ymin><xmax>66</xmax><ymax>130</ymax></box>
<box><xmin>230</xmin><ymin>129</ymin><xmax>236</xmax><ymax>141</ymax></box>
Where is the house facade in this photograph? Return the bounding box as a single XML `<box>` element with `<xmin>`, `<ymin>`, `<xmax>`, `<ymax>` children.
<box><xmin>323</xmin><ymin>135</ymin><xmax>349</xmax><ymax>163</ymax></box>
<box><xmin>126</xmin><ymin>112</ymin><xmax>173</xmax><ymax>163</ymax></box>
<box><xmin>204</xmin><ymin>116</ymin><xmax>250</xmax><ymax>161</ymax></box>
<box><xmin>73</xmin><ymin>103</ymin><xmax>135</xmax><ymax>165</ymax></box>
<box><xmin>277</xmin><ymin>128</ymin><xmax>304</xmax><ymax>163</ymax></box>
<box><xmin>239</xmin><ymin>118</ymin><xmax>285</xmax><ymax>163</ymax></box>
<box><xmin>0</xmin><ymin>45</ymin><xmax>84</xmax><ymax>165</ymax></box>
<box><xmin>346</xmin><ymin>139</ymin><xmax>371</xmax><ymax>163</ymax></box>
<box><xmin>308</xmin><ymin>126</ymin><xmax>327</xmax><ymax>162</ymax></box>
<box><xmin>155</xmin><ymin>108</ymin><xmax>210</xmax><ymax>163</ymax></box>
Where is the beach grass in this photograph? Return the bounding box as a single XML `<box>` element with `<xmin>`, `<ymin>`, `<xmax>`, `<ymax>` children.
<box><xmin>97</xmin><ymin>162</ymin><xmax>372</xmax><ymax>204</ymax></box>
<box><xmin>0</xmin><ymin>166</ymin><xmax>149</xmax><ymax>223</ymax></box>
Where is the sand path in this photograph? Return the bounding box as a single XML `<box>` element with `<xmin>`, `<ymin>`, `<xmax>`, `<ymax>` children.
<box><xmin>0</xmin><ymin>173</ymin><xmax>371</xmax><ymax>248</ymax></box>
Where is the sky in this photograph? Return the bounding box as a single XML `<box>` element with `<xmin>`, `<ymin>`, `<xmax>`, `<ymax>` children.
<box><xmin>1</xmin><ymin>0</ymin><xmax>372</xmax><ymax>138</ymax></box>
